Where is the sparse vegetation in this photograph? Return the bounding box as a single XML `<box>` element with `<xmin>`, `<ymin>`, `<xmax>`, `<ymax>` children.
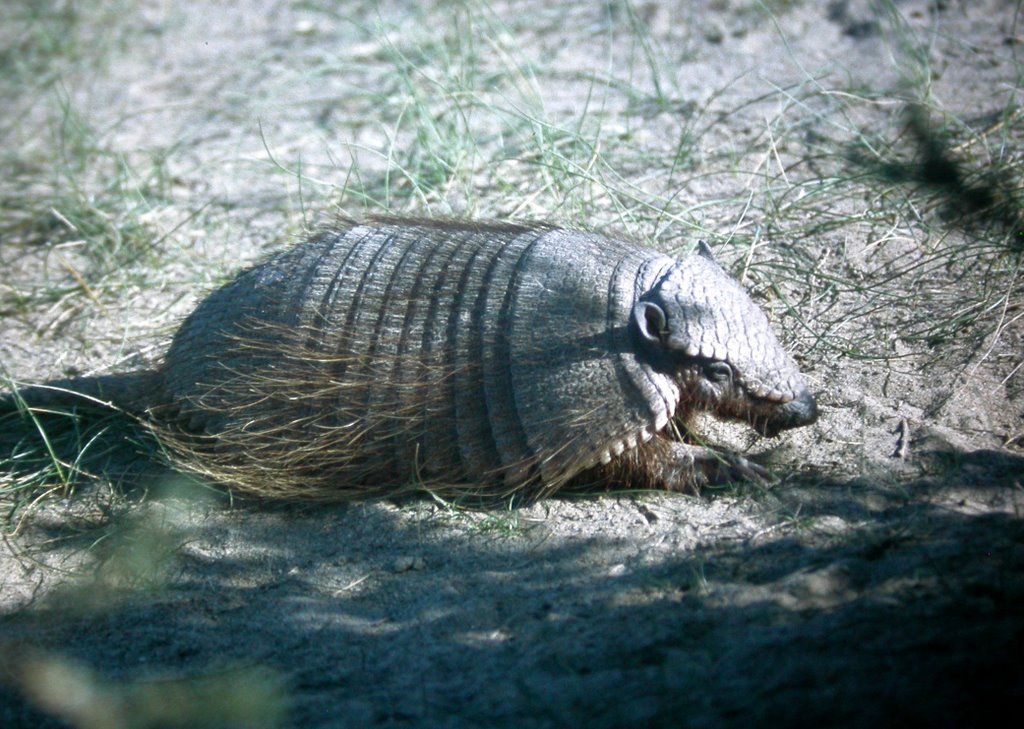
<box><xmin>1</xmin><ymin>0</ymin><xmax>1022</xmax><ymax>727</ymax></box>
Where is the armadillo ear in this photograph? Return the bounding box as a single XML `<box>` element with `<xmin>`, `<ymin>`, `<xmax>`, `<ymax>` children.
<box><xmin>697</xmin><ymin>240</ymin><xmax>715</xmax><ymax>261</ymax></box>
<box><xmin>633</xmin><ymin>301</ymin><xmax>668</xmax><ymax>347</ymax></box>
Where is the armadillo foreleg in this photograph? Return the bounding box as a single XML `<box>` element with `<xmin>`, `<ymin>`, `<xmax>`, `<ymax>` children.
<box><xmin>660</xmin><ymin>441</ymin><xmax>770</xmax><ymax>490</ymax></box>
<box><xmin>604</xmin><ymin>437</ymin><xmax>771</xmax><ymax>493</ymax></box>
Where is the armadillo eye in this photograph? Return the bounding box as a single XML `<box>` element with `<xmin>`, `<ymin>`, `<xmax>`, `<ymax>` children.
<box><xmin>704</xmin><ymin>361</ymin><xmax>733</xmax><ymax>384</ymax></box>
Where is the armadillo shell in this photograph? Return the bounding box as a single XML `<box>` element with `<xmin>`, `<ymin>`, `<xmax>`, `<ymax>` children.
<box><xmin>161</xmin><ymin>219</ymin><xmax>680</xmax><ymax>498</ymax></box>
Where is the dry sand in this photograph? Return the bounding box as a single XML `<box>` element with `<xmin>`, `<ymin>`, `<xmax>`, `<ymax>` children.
<box><xmin>2</xmin><ymin>1</ymin><xmax>1022</xmax><ymax>727</ymax></box>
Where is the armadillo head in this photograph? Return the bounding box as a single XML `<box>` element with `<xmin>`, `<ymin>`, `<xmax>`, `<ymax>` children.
<box><xmin>632</xmin><ymin>242</ymin><xmax>817</xmax><ymax>437</ymax></box>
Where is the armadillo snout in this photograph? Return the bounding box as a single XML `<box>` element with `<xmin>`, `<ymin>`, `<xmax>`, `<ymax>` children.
<box><xmin>757</xmin><ymin>388</ymin><xmax>818</xmax><ymax>438</ymax></box>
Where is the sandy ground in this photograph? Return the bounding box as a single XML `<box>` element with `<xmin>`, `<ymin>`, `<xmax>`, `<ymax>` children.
<box><xmin>2</xmin><ymin>1</ymin><xmax>1023</xmax><ymax>727</ymax></box>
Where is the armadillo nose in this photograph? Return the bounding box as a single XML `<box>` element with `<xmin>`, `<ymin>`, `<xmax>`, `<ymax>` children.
<box><xmin>759</xmin><ymin>388</ymin><xmax>818</xmax><ymax>438</ymax></box>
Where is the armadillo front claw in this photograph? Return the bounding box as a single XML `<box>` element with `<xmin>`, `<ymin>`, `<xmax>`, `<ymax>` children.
<box><xmin>664</xmin><ymin>442</ymin><xmax>772</xmax><ymax>491</ymax></box>
<box><xmin>713</xmin><ymin>451</ymin><xmax>772</xmax><ymax>485</ymax></box>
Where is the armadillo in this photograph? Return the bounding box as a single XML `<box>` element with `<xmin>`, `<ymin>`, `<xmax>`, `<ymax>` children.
<box><xmin>5</xmin><ymin>218</ymin><xmax>818</xmax><ymax>502</ymax></box>
<box><xmin>154</xmin><ymin>217</ymin><xmax>817</xmax><ymax>501</ymax></box>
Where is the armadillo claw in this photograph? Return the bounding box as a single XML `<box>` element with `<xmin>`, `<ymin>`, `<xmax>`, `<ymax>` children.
<box><xmin>712</xmin><ymin>451</ymin><xmax>772</xmax><ymax>485</ymax></box>
<box><xmin>663</xmin><ymin>442</ymin><xmax>772</xmax><ymax>490</ymax></box>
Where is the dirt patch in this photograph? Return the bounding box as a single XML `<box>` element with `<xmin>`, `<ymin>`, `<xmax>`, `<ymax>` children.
<box><xmin>2</xmin><ymin>0</ymin><xmax>1023</xmax><ymax>727</ymax></box>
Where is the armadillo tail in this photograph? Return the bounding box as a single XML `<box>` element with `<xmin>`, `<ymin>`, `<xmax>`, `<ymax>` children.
<box><xmin>0</xmin><ymin>370</ymin><xmax>161</xmax><ymax>417</ymax></box>
<box><xmin>1</xmin><ymin>371</ymin><xmax>164</xmax><ymax>497</ymax></box>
